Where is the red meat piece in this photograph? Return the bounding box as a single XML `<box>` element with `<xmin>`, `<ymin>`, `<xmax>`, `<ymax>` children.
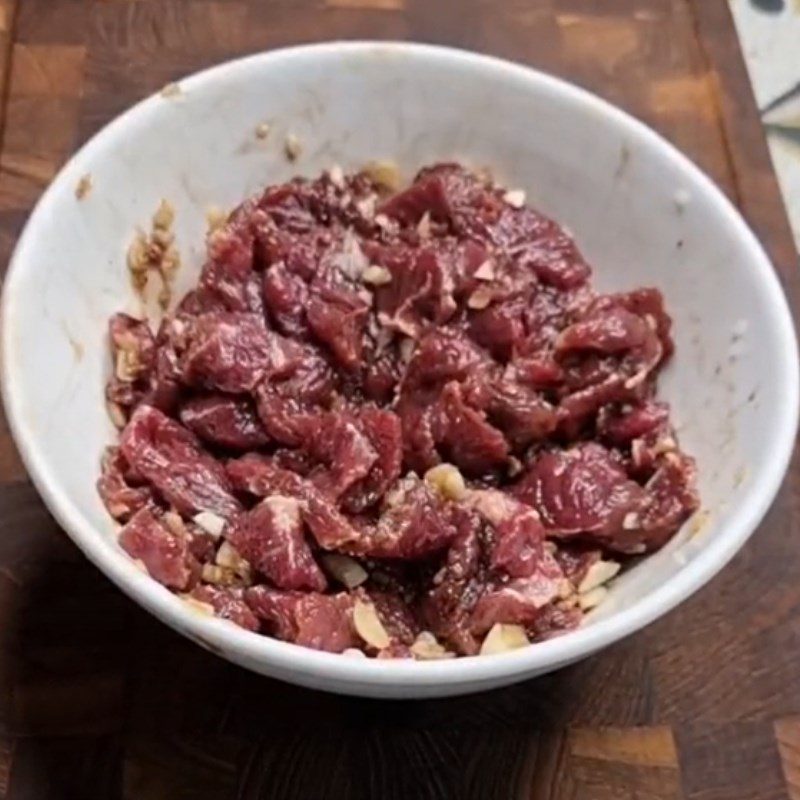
<box><xmin>198</xmin><ymin>217</ymin><xmax>258</xmax><ymax>311</ymax></box>
<box><xmin>254</xmin><ymin>347</ymin><xmax>336</xmax><ymax>446</ymax></box>
<box><xmin>368</xmin><ymin>590</ymin><xmax>419</xmax><ymax>646</ymax></box>
<box><xmin>395</xmin><ymin>387</ymin><xmax>443</xmax><ymax>474</ymax></box>
<box><xmin>227</xmin><ymin>495</ymin><xmax>327</xmax><ymax>591</ymax></box>
<box><xmin>528</xmin><ymin>602</ymin><xmax>582</xmax><ymax>642</ymax></box>
<box><xmin>468</xmin><ymin>296</ymin><xmax>528</xmax><ymax>361</ymax></box>
<box><xmin>404</xmin><ymin>329</ymin><xmax>485</xmax><ymax>388</ymax></box>
<box><xmin>105</xmin><ymin>314</ymin><xmax>157</xmax><ymax>413</ymax></box>
<box><xmin>145</xmin><ymin>345</ymin><xmax>183</xmax><ymax>413</ymax></box>
<box><xmin>468</xmin><ymin>551</ymin><xmax>565</xmax><ymax>635</ymax></box>
<box><xmin>467</xmin><ymin>490</ymin><xmax>549</xmax><ymax>579</ymax></box>
<box><xmin>361</xmin><ymin>348</ymin><xmax>402</xmax><ymax>404</ymax></box>
<box><xmin>119</xmin><ymin>507</ymin><xmax>198</xmax><ymax>590</ymax></box>
<box><xmin>120</xmin><ymin>405</ymin><xmax>241</xmax><ymax>518</ymax></box>
<box><xmin>181</xmin><ymin>312</ymin><xmax>296</xmax><ymax>393</ymax></box>
<box><xmin>514</xmin><ymin>442</ymin><xmax>646</xmax><ymax>550</ymax></box>
<box><xmin>553</xmin><ymin>545</ymin><xmax>602</xmax><ymax>588</ymax></box>
<box><xmin>590</xmin><ymin>288</ymin><xmax>674</xmax><ymax>360</ymax></box>
<box><xmin>489</xmin><ymin>204</ymin><xmax>591</xmax><ymax>290</ymax></box>
<box><xmin>379</xmin><ymin>172</ymin><xmax>450</xmax><ymax>225</ymax></box>
<box><xmin>109</xmin><ymin>313</ymin><xmax>155</xmax><ymax>381</ymax></box>
<box><xmin>510</xmin><ymin>356</ymin><xmax>565</xmax><ymax>389</ymax></box>
<box><xmin>263</xmin><ymin>262</ymin><xmax>310</xmax><ymax>338</ymax></box>
<box><xmin>307</xmin><ymin>413</ymin><xmax>378</xmax><ymax>499</ymax></box>
<box><xmin>556</xmin><ymin>307</ymin><xmax>649</xmax><ymax>355</ymax></box>
<box><xmin>179</xmin><ymin>395</ymin><xmax>270</xmax><ymax>451</ymax></box>
<box><xmin>191</xmin><ymin>585</ymin><xmax>260</xmax><ymax>631</ymax></box>
<box><xmin>598</xmin><ymin>400</ymin><xmax>670</xmax><ymax>447</ymax></box>
<box><xmin>245</xmin><ymin>586</ymin><xmax>358</xmax><ymax>652</ymax></box>
<box><xmin>558</xmin><ymin>377</ymin><xmax>634</xmax><ymax>439</ymax></box>
<box><xmin>307</xmin><ymin>283</ymin><xmax>369</xmax><ymax>370</ymax></box>
<box><xmin>341</xmin><ymin>408</ymin><xmax>403</xmax><ymax>514</ymax></box>
<box><xmin>464</xmin><ymin>368</ymin><xmax>557</xmax><ymax>449</ymax></box>
<box><xmin>226</xmin><ymin>454</ymin><xmax>361</xmax><ymax>549</ymax></box>
<box><xmin>97</xmin><ymin>446</ymin><xmax>152</xmax><ymax>522</ymax></box>
<box><xmin>419</xmin><ymin>509</ymin><xmax>485</xmax><ymax>655</ymax></box>
<box><xmin>634</xmin><ymin>452</ymin><xmax>699</xmax><ymax>551</ymax></box>
<box><xmin>350</xmin><ymin>478</ymin><xmax>457</xmax><ymax>559</ymax></box>
<box><xmin>437</xmin><ymin>382</ymin><xmax>509</xmax><ymax>475</ymax></box>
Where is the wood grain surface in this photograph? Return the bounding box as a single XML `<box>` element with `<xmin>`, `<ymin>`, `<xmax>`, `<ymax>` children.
<box><xmin>0</xmin><ymin>1</ymin><xmax>798</xmax><ymax>798</ymax></box>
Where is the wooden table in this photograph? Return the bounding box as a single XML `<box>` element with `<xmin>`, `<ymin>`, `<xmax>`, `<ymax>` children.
<box><xmin>0</xmin><ymin>1</ymin><xmax>798</xmax><ymax>797</ymax></box>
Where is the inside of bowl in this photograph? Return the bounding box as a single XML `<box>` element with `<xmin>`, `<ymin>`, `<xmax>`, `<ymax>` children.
<box><xmin>4</xmin><ymin>45</ymin><xmax>790</xmax><ymax>631</ymax></box>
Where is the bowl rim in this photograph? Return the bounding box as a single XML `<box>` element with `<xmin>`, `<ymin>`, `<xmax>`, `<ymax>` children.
<box><xmin>2</xmin><ymin>40</ymin><xmax>798</xmax><ymax>691</ymax></box>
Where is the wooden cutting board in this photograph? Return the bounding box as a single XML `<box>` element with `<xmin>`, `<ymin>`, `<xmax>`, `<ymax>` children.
<box><xmin>0</xmin><ymin>1</ymin><xmax>798</xmax><ymax>798</ymax></box>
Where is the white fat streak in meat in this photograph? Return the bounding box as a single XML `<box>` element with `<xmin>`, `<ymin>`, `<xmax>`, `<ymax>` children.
<box><xmin>263</xmin><ymin>495</ymin><xmax>302</xmax><ymax>530</ymax></box>
<box><xmin>467</xmin><ymin>488</ymin><xmax>540</xmax><ymax>528</ymax></box>
<box><xmin>356</xmin><ymin>194</ymin><xmax>377</xmax><ymax>220</ymax></box>
<box><xmin>256</xmin><ymin>495</ymin><xmax>305</xmax><ymax>576</ymax></box>
<box><xmin>332</xmin><ymin>228</ymin><xmax>369</xmax><ymax>280</ymax></box>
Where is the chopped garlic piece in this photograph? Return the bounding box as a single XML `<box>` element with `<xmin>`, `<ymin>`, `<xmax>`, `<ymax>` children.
<box><xmin>417</xmin><ymin>211</ymin><xmax>431</xmax><ymax>240</ymax></box>
<box><xmin>507</xmin><ymin>456</ymin><xmax>523</xmax><ymax>477</ymax></box>
<box><xmin>163</xmin><ymin>511</ymin><xmax>187</xmax><ymax>538</ymax></box>
<box><xmin>398</xmin><ymin>337</ymin><xmax>416</xmax><ymax>364</ymax></box>
<box><xmin>467</xmin><ymin>286</ymin><xmax>494</xmax><ymax>310</ymax></box>
<box><xmin>361</xmin><ymin>265</ymin><xmax>392</xmax><ymax>286</ymax></box>
<box><xmin>160</xmin><ymin>82</ymin><xmax>181</xmax><ymax>98</ymax></box>
<box><xmin>329</xmin><ymin>164</ymin><xmax>345</xmax><ymax>188</ymax></box>
<box><xmin>503</xmin><ymin>189</ymin><xmax>526</xmax><ymax>208</ymax></box>
<box><xmin>424</xmin><ymin>463</ymin><xmax>467</xmax><ymax>501</ymax></box>
<box><xmin>284</xmin><ymin>133</ymin><xmax>302</xmax><ymax>161</ymax></box>
<box><xmin>321</xmin><ymin>553</ymin><xmax>368</xmax><ymax>589</ymax></box>
<box><xmin>578</xmin><ymin>586</ymin><xmax>608</xmax><ymax>610</ymax></box>
<box><xmin>206</xmin><ymin>206</ymin><xmax>227</xmax><ymax>233</ymax></box>
<box><xmin>473</xmin><ymin>260</ymin><xmax>495</xmax><ymax>281</ymax></box>
<box><xmin>363</xmin><ymin>160</ymin><xmax>401</xmax><ymax>191</ymax></box>
<box><xmin>75</xmin><ymin>174</ymin><xmax>92</xmax><ymax>200</ymax></box>
<box><xmin>180</xmin><ymin>595</ymin><xmax>214</xmax><ymax>616</ymax></box>
<box><xmin>480</xmin><ymin>623</ymin><xmax>530</xmax><ymax>655</ymax></box>
<box><xmin>255</xmin><ymin>122</ymin><xmax>271</xmax><ymax>140</ymax></box>
<box><xmin>353</xmin><ymin>599</ymin><xmax>391</xmax><ymax>649</ymax></box>
<box><xmin>201</xmin><ymin>564</ymin><xmax>237</xmax><ymax>586</ymax></box>
<box><xmin>410</xmin><ymin>631</ymin><xmax>454</xmax><ymax>660</ymax></box>
<box><xmin>106</xmin><ymin>400</ymin><xmax>126</xmax><ymax>429</ymax></box>
<box><xmin>115</xmin><ymin>347</ymin><xmax>140</xmax><ymax>382</ymax></box>
<box><xmin>216</xmin><ymin>541</ymin><xmax>251</xmax><ymax>580</ymax></box>
<box><xmin>152</xmin><ymin>199</ymin><xmax>175</xmax><ymax>231</ymax></box>
<box><xmin>578</xmin><ymin>560</ymin><xmax>620</xmax><ymax>594</ymax></box>
<box><xmin>193</xmin><ymin>510</ymin><xmax>226</xmax><ymax>538</ymax></box>
<box><xmin>622</xmin><ymin>511</ymin><xmax>640</xmax><ymax>530</ymax></box>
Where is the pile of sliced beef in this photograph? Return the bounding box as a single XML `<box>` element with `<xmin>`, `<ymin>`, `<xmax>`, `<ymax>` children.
<box><xmin>99</xmin><ymin>163</ymin><xmax>698</xmax><ymax>658</ymax></box>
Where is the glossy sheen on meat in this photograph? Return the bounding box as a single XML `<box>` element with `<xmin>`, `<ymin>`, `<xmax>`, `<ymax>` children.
<box><xmin>180</xmin><ymin>394</ymin><xmax>270</xmax><ymax>451</ymax></box>
<box><xmin>101</xmin><ymin>164</ymin><xmax>699</xmax><ymax>656</ymax></box>
<box><xmin>120</xmin><ymin>405</ymin><xmax>241</xmax><ymax>518</ymax></box>
<box><xmin>119</xmin><ymin>507</ymin><xmax>199</xmax><ymax>591</ymax></box>
<box><xmin>97</xmin><ymin>447</ymin><xmax>152</xmax><ymax>522</ymax></box>
<box><xmin>191</xmin><ymin>585</ymin><xmax>260</xmax><ymax>631</ymax></box>
<box><xmin>227</xmin><ymin>495</ymin><xmax>327</xmax><ymax>591</ymax></box>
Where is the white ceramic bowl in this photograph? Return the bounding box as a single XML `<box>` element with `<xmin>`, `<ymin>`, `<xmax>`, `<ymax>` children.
<box><xmin>2</xmin><ymin>42</ymin><xmax>797</xmax><ymax>698</ymax></box>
